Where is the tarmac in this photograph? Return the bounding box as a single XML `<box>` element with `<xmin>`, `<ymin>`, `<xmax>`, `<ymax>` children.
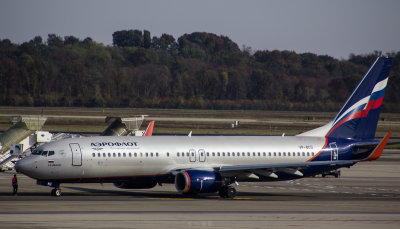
<box><xmin>0</xmin><ymin>150</ymin><xmax>399</xmax><ymax>229</ymax></box>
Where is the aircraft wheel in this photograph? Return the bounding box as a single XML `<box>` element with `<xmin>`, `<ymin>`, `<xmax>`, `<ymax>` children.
<box><xmin>51</xmin><ymin>188</ymin><xmax>62</xmax><ymax>197</ymax></box>
<box><xmin>219</xmin><ymin>186</ymin><xmax>228</xmax><ymax>198</ymax></box>
<box><xmin>225</xmin><ymin>186</ymin><xmax>236</xmax><ymax>198</ymax></box>
<box><xmin>219</xmin><ymin>186</ymin><xmax>236</xmax><ymax>198</ymax></box>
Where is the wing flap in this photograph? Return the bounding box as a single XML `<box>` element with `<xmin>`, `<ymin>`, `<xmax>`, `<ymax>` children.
<box><xmin>218</xmin><ymin>160</ymin><xmax>357</xmax><ymax>172</ymax></box>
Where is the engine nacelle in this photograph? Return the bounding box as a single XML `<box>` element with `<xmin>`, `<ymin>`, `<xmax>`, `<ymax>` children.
<box><xmin>113</xmin><ymin>180</ymin><xmax>157</xmax><ymax>189</ymax></box>
<box><xmin>175</xmin><ymin>170</ymin><xmax>223</xmax><ymax>194</ymax></box>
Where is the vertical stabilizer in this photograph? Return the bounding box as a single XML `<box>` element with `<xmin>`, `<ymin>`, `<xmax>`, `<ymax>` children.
<box><xmin>299</xmin><ymin>56</ymin><xmax>392</xmax><ymax>139</ymax></box>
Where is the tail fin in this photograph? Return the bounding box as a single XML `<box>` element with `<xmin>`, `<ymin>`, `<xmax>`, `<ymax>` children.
<box><xmin>299</xmin><ymin>56</ymin><xmax>392</xmax><ymax>139</ymax></box>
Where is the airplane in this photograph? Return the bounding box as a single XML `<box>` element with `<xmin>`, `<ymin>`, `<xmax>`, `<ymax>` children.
<box><xmin>15</xmin><ymin>56</ymin><xmax>393</xmax><ymax>198</ymax></box>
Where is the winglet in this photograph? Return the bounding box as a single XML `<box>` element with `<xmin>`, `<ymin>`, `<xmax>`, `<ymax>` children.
<box><xmin>365</xmin><ymin>131</ymin><xmax>392</xmax><ymax>161</ymax></box>
<box><xmin>143</xmin><ymin>121</ymin><xmax>155</xmax><ymax>136</ymax></box>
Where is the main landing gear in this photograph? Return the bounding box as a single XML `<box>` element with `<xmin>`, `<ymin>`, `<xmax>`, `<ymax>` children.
<box><xmin>219</xmin><ymin>186</ymin><xmax>236</xmax><ymax>198</ymax></box>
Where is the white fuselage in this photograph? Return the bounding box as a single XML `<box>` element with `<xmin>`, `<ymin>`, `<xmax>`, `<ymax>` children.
<box><xmin>17</xmin><ymin>135</ymin><xmax>327</xmax><ymax>181</ymax></box>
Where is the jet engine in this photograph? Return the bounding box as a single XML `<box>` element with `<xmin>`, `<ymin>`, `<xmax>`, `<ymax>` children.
<box><xmin>175</xmin><ymin>170</ymin><xmax>223</xmax><ymax>194</ymax></box>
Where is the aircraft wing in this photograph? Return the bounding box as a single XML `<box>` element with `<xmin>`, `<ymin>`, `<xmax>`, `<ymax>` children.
<box><xmin>168</xmin><ymin>160</ymin><xmax>358</xmax><ymax>179</ymax></box>
<box><xmin>218</xmin><ymin>160</ymin><xmax>357</xmax><ymax>172</ymax></box>
<box><xmin>216</xmin><ymin>160</ymin><xmax>358</xmax><ymax>179</ymax></box>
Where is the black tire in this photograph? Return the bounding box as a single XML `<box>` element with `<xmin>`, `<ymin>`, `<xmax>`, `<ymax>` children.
<box><xmin>51</xmin><ymin>188</ymin><xmax>62</xmax><ymax>197</ymax></box>
<box><xmin>219</xmin><ymin>186</ymin><xmax>236</xmax><ymax>198</ymax></box>
<box><xmin>55</xmin><ymin>189</ymin><xmax>62</xmax><ymax>196</ymax></box>
<box><xmin>219</xmin><ymin>186</ymin><xmax>228</xmax><ymax>198</ymax></box>
<box><xmin>225</xmin><ymin>186</ymin><xmax>236</xmax><ymax>198</ymax></box>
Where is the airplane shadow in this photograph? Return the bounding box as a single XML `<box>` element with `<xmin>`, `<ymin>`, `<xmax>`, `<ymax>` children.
<box><xmin>0</xmin><ymin>187</ymin><xmax>312</xmax><ymax>200</ymax></box>
<box><xmin>60</xmin><ymin>186</ymin><xmax>309</xmax><ymax>200</ymax></box>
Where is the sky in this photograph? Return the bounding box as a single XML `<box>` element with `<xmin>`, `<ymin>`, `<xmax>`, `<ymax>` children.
<box><xmin>1</xmin><ymin>0</ymin><xmax>399</xmax><ymax>59</ymax></box>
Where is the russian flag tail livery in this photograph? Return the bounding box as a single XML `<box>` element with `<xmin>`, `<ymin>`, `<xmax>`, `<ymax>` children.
<box><xmin>326</xmin><ymin>56</ymin><xmax>392</xmax><ymax>140</ymax></box>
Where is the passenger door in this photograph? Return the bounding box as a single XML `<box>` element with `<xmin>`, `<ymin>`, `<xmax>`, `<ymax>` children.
<box><xmin>70</xmin><ymin>143</ymin><xmax>82</xmax><ymax>166</ymax></box>
<box><xmin>198</xmin><ymin>149</ymin><xmax>206</xmax><ymax>162</ymax></box>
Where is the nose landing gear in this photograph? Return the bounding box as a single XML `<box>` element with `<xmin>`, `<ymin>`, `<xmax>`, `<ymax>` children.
<box><xmin>51</xmin><ymin>188</ymin><xmax>62</xmax><ymax>197</ymax></box>
<box><xmin>51</xmin><ymin>183</ymin><xmax>61</xmax><ymax>197</ymax></box>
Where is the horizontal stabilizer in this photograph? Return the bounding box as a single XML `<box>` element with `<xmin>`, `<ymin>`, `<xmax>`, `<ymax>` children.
<box><xmin>365</xmin><ymin>131</ymin><xmax>392</xmax><ymax>161</ymax></box>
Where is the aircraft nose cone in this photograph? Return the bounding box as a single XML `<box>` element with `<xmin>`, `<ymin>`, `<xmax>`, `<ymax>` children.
<box><xmin>14</xmin><ymin>160</ymin><xmax>22</xmax><ymax>172</ymax></box>
<box><xmin>14</xmin><ymin>158</ymin><xmax>29</xmax><ymax>174</ymax></box>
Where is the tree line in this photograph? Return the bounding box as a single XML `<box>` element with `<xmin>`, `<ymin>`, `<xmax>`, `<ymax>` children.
<box><xmin>0</xmin><ymin>30</ymin><xmax>399</xmax><ymax>112</ymax></box>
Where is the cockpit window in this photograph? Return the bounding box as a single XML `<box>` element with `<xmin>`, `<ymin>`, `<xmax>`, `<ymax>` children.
<box><xmin>41</xmin><ymin>151</ymin><xmax>48</xmax><ymax>157</ymax></box>
<box><xmin>32</xmin><ymin>150</ymin><xmax>42</xmax><ymax>155</ymax></box>
<box><xmin>48</xmin><ymin>151</ymin><xmax>55</xmax><ymax>156</ymax></box>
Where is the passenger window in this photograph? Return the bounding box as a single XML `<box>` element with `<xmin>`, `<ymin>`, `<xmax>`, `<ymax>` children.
<box><xmin>307</xmin><ymin>152</ymin><xmax>310</xmax><ymax>156</ymax></box>
<box><xmin>269</xmin><ymin>152</ymin><xmax>271</xmax><ymax>156</ymax></box>
<box><xmin>92</xmin><ymin>153</ymin><xmax>95</xmax><ymax>157</ymax></box>
<box><xmin>217</xmin><ymin>152</ymin><xmax>220</xmax><ymax>156</ymax></box>
<box><xmin>263</xmin><ymin>152</ymin><xmax>266</xmax><ymax>157</ymax></box>
<box><xmin>302</xmin><ymin>152</ymin><xmax>305</xmax><ymax>156</ymax></box>
<box><xmin>227</xmin><ymin>152</ymin><xmax>230</xmax><ymax>156</ymax></box>
<box><xmin>212</xmin><ymin>152</ymin><xmax>215</xmax><ymax>156</ymax></box>
<box><xmin>232</xmin><ymin>152</ymin><xmax>235</xmax><ymax>156</ymax></box>
<box><xmin>113</xmin><ymin>153</ymin><xmax>116</xmax><ymax>157</ymax></box>
<box><xmin>177</xmin><ymin>153</ymin><xmax>180</xmax><ymax>157</ymax></box>
<box><xmin>146</xmin><ymin>153</ymin><xmax>149</xmax><ymax>157</ymax></box>
<box><xmin>167</xmin><ymin>152</ymin><xmax>169</xmax><ymax>157</ymax></box>
<box><xmin>242</xmin><ymin>152</ymin><xmax>245</xmax><ymax>156</ymax></box>
<box><xmin>129</xmin><ymin>153</ymin><xmax>132</xmax><ymax>157</ymax></box>
<box><xmin>207</xmin><ymin>152</ymin><xmax>209</xmax><ymax>157</ymax></box>
<box><xmin>108</xmin><ymin>153</ymin><xmax>111</xmax><ymax>157</ymax></box>
<box><xmin>247</xmin><ymin>152</ymin><xmax>250</xmax><ymax>156</ymax></box>
<box><xmin>274</xmin><ymin>152</ymin><xmax>276</xmax><ymax>156</ymax></box>
<box><xmin>134</xmin><ymin>153</ymin><xmax>137</xmax><ymax>157</ymax></box>
<box><xmin>151</xmin><ymin>153</ymin><xmax>154</xmax><ymax>157</ymax></box>
<box><xmin>48</xmin><ymin>151</ymin><xmax>55</xmax><ymax>156</ymax></box>
<box><xmin>118</xmin><ymin>153</ymin><xmax>121</xmax><ymax>157</ymax></box>
<box><xmin>98</xmin><ymin>153</ymin><xmax>101</xmax><ymax>157</ymax></box>
<box><xmin>103</xmin><ymin>153</ymin><xmax>106</xmax><ymax>157</ymax></box>
<box><xmin>283</xmin><ymin>152</ymin><xmax>286</xmax><ymax>156</ymax></box>
<box><xmin>222</xmin><ymin>152</ymin><xmax>225</xmax><ymax>157</ymax></box>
